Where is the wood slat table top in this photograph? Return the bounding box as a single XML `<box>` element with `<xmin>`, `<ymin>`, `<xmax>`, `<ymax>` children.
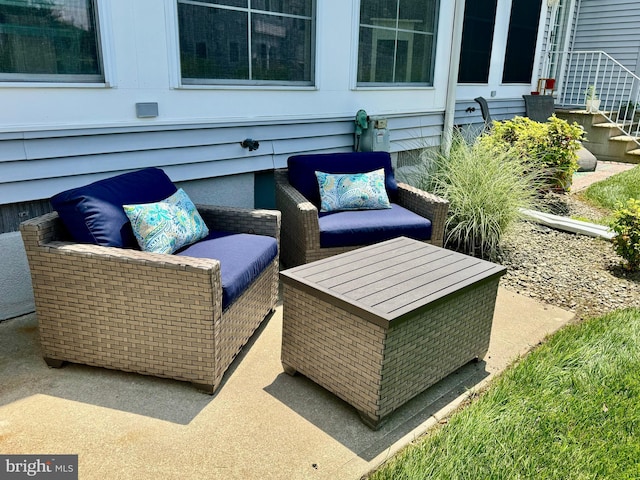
<box><xmin>280</xmin><ymin>237</ymin><xmax>507</xmax><ymax>328</ymax></box>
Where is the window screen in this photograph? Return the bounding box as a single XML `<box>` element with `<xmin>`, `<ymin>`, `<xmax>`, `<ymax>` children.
<box><xmin>357</xmin><ymin>0</ymin><xmax>438</xmax><ymax>86</ymax></box>
<box><xmin>177</xmin><ymin>0</ymin><xmax>315</xmax><ymax>85</ymax></box>
<box><xmin>0</xmin><ymin>0</ymin><xmax>102</xmax><ymax>82</ymax></box>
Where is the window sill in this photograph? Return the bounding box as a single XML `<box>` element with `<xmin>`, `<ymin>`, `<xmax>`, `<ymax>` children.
<box><xmin>353</xmin><ymin>85</ymin><xmax>435</xmax><ymax>91</ymax></box>
<box><xmin>175</xmin><ymin>83</ymin><xmax>317</xmax><ymax>91</ymax></box>
<box><xmin>0</xmin><ymin>81</ymin><xmax>111</xmax><ymax>89</ymax></box>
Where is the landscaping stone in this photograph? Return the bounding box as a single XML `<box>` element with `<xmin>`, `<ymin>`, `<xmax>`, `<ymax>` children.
<box><xmin>498</xmin><ymin>193</ymin><xmax>640</xmax><ymax>320</ymax></box>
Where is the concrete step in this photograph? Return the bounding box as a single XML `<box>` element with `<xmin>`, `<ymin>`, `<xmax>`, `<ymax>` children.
<box><xmin>609</xmin><ymin>134</ymin><xmax>640</xmax><ymax>142</ymax></box>
<box><xmin>592</xmin><ymin>121</ymin><xmax>637</xmax><ymax>130</ymax></box>
<box><xmin>596</xmin><ymin>135</ymin><xmax>640</xmax><ymax>161</ymax></box>
<box><xmin>554</xmin><ymin>109</ymin><xmax>640</xmax><ymax>163</ymax></box>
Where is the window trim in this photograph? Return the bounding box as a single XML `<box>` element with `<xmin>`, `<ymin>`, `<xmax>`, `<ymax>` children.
<box><xmin>0</xmin><ymin>0</ymin><xmax>114</xmax><ymax>87</ymax></box>
<box><xmin>354</xmin><ymin>0</ymin><xmax>440</xmax><ymax>88</ymax></box>
<box><xmin>174</xmin><ymin>0</ymin><xmax>317</xmax><ymax>88</ymax></box>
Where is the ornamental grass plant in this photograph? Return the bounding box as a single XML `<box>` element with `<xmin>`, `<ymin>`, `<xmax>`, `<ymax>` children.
<box><xmin>414</xmin><ymin>131</ymin><xmax>541</xmax><ymax>260</ymax></box>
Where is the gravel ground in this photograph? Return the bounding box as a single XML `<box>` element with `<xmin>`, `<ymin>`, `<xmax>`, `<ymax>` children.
<box><xmin>496</xmin><ymin>193</ymin><xmax>640</xmax><ymax>321</ymax></box>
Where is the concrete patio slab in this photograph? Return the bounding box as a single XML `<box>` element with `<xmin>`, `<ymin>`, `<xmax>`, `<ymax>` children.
<box><xmin>571</xmin><ymin>160</ymin><xmax>635</xmax><ymax>192</ymax></box>
<box><xmin>0</xmin><ymin>287</ymin><xmax>574</xmax><ymax>480</ymax></box>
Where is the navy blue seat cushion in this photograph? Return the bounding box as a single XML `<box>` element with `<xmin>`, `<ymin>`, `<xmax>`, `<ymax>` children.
<box><xmin>318</xmin><ymin>203</ymin><xmax>432</xmax><ymax>248</ymax></box>
<box><xmin>288</xmin><ymin>152</ymin><xmax>398</xmax><ymax>208</ymax></box>
<box><xmin>50</xmin><ymin>167</ymin><xmax>177</xmax><ymax>248</ymax></box>
<box><xmin>177</xmin><ymin>231</ymin><xmax>278</xmax><ymax>310</ymax></box>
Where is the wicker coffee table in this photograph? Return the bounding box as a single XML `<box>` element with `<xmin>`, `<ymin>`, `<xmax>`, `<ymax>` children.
<box><xmin>280</xmin><ymin>236</ymin><xmax>506</xmax><ymax>429</ymax></box>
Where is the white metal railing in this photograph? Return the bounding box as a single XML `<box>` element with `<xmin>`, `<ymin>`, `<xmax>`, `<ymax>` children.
<box><xmin>547</xmin><ymin>50</ymin><xmax>640</xmax><ymax>146</ymax></box>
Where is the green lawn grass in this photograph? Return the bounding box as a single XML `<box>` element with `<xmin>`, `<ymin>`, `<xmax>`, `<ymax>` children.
<box><xmin>367</xmin><ymin>308</ymin><xmax>640</xmax><ymax>480</ymax></box>
<box><xmin>579</xmin><ymin>165</ymin><xmax>640</xmax><ymax>214</ymax></box>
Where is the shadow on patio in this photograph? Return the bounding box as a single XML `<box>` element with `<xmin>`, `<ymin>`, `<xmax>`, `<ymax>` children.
<box><xmin>0</xmin><ymin>288</ymin><xmax>573</xmax><ymax>480</ymax></box>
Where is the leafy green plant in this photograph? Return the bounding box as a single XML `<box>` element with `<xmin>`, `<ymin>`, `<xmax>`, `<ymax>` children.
<box><xmin>585</xmin><ymin>85</ymin><xmax>598</xmax><ymax>100</ymax></box>
<box><xmin>414</xmin><ymin>131</ymin><xmax>541</xmax><ymax>260</ymax></box>
<box><xmin>610</xmin><ymin>198</ymin><xmax>640</xmax><ymax>271</ymax></box>
<box><xmin>480</xmin><ymin>116</ymin><xmax>585</xmax><ymax>192</ymax></box>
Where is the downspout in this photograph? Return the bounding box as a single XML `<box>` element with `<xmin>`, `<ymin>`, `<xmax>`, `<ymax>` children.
<box><xmin>442</xmin><ymin>0</ymin><xmax>466</xmax><ymax>156</ymax></box>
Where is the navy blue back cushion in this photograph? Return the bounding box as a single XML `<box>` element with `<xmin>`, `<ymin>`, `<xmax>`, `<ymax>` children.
<box><xmin>287</xmin><ymin>152</ymin><xmax>398</xmax><ymax>207</ymax></box>
<box><xmin>318</xmin><ymin>204</ymin><xmax>432</xmax><ymax>248</ymax></box>
<box><xmin>177</xmin><ymin>231</ymin><xmax>278</xmax><ymax>309</ymax></box>
<box><xmin>50</xmin><ymin>167</ymin><xmax>177</xmax><ymax>248</ymax></box>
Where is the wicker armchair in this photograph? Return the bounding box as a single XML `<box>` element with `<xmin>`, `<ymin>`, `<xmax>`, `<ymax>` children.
<box><xmin>275</xmin><ymin>153</ymin><xmax>449</xmax><ymax>267</ymax></box>
<box><xmin>20</xmin><ymin>205</ymin><xmax>280</xmax><ymax>394</ymax></box>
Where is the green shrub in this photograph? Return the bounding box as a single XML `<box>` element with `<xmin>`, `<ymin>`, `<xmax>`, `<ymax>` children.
<box><xmin>610</xmin><ymin>198</ymin><xmax>640</xmax><ymax>271</ymax></box>
<box><xmin>415</xmin><ymin>131</ymin><xmax>541</xmax><ymax>260</ymax></box>
<box><xmin>480</xmin><ymin>116</ymin><xmax>585</xmax><ymax>191</ymax></box>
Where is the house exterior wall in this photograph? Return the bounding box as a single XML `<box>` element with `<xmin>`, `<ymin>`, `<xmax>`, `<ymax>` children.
<box><xmin>0</xmin><ymin>0</ymin><xmax>456</xmax><ymax>320</ymax></box>
<box><xmin>455</xmin><ymin>98</ymin><xmax>526</xmax><ymax>127</ymax></box>
<box><xmin>0</xmin><ymin>0</ymin><xmax>456</xmax><ymax>214</ymax></box>
<box><xmin>572</xmin><ymin>0</ymin><xmax>640</xmax><ymax>74</ymax></box>
<box><xmin>454</xmin><ymin>0</ymin><xmax>548</xmax><ymax>132</ymax></box>
<box><xmin>455</xmin><ymin>0</ymin><xmax>548</xmax><ymax>104</ymax></box>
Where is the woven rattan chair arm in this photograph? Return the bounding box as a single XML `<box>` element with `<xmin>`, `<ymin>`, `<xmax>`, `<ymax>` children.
<box><xmin>397</xmin><ymin>182</ymin><xmax>449</xmax><ymax>248</ymax></box>
<box><xmin>20</xmin><ymin>212</ymin><xmax>67</xmax><ymax>245</ymax></box>
<box><xmin>21</xmin><ymin>212</ymin><xmax>221</xmax><ymax>273</ymax></box>
<box><xmin>45</xmin><ymin>241</ymin><xmax>222</xmax><ymax>274</ymax></box>
<box><xmin>275</xmin><ymin>178</ymin><xmax>321</xmax><ymax>242</ymax></box>
<box><xmin>196</xmin><ymin>205</ymin><xmax>281</xmax><ymax>241</ymax></box>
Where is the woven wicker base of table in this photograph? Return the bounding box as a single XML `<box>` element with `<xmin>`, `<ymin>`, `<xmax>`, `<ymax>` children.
<box><xmin>280</xmin><ymin>237</ymin><xmax>506</xmax><ymax>429</ymax></box>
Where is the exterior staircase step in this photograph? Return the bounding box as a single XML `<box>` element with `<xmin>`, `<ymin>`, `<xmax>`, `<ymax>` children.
<box><xmin>609</xmin><ymin>135</ymin><xmax>640</xmax><ymax>142</ymax></box>
<box><xmin>555</xmin><ymin>109</ymin><xmax>640</xmax><ymax>162</ymax></box>
<box><xmin>592</xmin><ymin>122</ymin><xmax>636</xmax><ymax>129</ymax></box>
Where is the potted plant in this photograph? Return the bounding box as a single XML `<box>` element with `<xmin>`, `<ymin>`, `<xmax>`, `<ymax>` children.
<box><xmin>585</xmin><ymin>85</ymin><xmax>600</xmax><ymax>113</ymax></box>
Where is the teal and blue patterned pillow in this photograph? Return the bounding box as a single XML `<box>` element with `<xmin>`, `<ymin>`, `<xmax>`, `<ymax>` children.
<box><xmin>123</xmin><ymin>188</ymin><xmax>209</xmax><ymax>254</ymax></box>
<box><xmin>315</xmin><ymin>168</ymin><xmax>392</xmax><ymax>213</ymax></box>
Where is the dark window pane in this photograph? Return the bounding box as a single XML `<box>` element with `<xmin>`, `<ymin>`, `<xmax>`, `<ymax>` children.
<box><xmin>407</xmin><ymin>33</ymin><xmax>432</xmax><ymax>83</ymax></box>
<box><xmin>357</xmin><ymin>26</ymin><xmax>373</xmax><ymax>82</ymax></box>
<box><xmin>502</xmin><ymin>0</ymin><xmax>543</xmax><ymax>83</ymax></box>
<box><xmin>178</xmin><ymin>1</ymin><xmax>313</xmax><ymax>83</ymax></box>
<box><xmin>360</xmin><ymin>0</ymin><xmax>398</xmax><ymax>25</ymax></box>
<box><xmin>358</xmin><ymin>0</ymin><xmax>437</xmax><ymax>85</ymax></box>
<box><xmin>196</xmin><ymin>0</ymin><xmax>247</xmax><ymax>7</ymax></box>
<box><xmin>373</xmin><ymin>39</ymin><xmax>394</xmax><ymax>83</ymax></box>
<box><xmin>398</xmin><ymin>0</ymin><xmax>435</xmax><ymax>33</ymax></box>
<box><xmin>251</xmin><ymin>13</ymin><xmax>311</xmax><ymax>81</ymax></box>
<box><xmin>0</xmin><ymin>0</ymin><xmax>101</xmax><ymax>78</ymax></box>
<box><xmin>179</xmin><ymin>4</ymin><xmax>249</xmax><ymax>80</ymax></box>
<box><xmin>252</xmin><ymin>0</ymin><xmax>312</xmax><ymax>16</ymax></box>
<box><xmin>458</xmin><ymin>0</ymin><xmax>497</xmax><ymax>83</ymax></box>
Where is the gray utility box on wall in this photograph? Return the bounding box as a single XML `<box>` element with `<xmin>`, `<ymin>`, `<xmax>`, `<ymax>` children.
<box><xmin>358</xmin><ymin>117</ymin><xmax>390</xmax><ymax>152</ymax></box>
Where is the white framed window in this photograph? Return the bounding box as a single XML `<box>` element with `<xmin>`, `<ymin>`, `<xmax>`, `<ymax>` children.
<box><xmin>357</xmin><ymin>0</ymin><xmax>439</xmax><ymax>86</ymax></box>
<box><xmin>458</xmin><ymin>0</ymin><xmax>497</xmax><ymax>84</ymax></box>
<box><xmin>177</xmin><ymin>0</ymin><xmax>315</xmax><ymax>86</ymax></box>
<box><xmin>0</xmin><ymin>0</ymin><xmax>105</xmax><ymax>83</ymax></box>
<box><xmin>502</xmin><ymin>0</ymin><xmax>543</xmax><ymax>84</ymax></box>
